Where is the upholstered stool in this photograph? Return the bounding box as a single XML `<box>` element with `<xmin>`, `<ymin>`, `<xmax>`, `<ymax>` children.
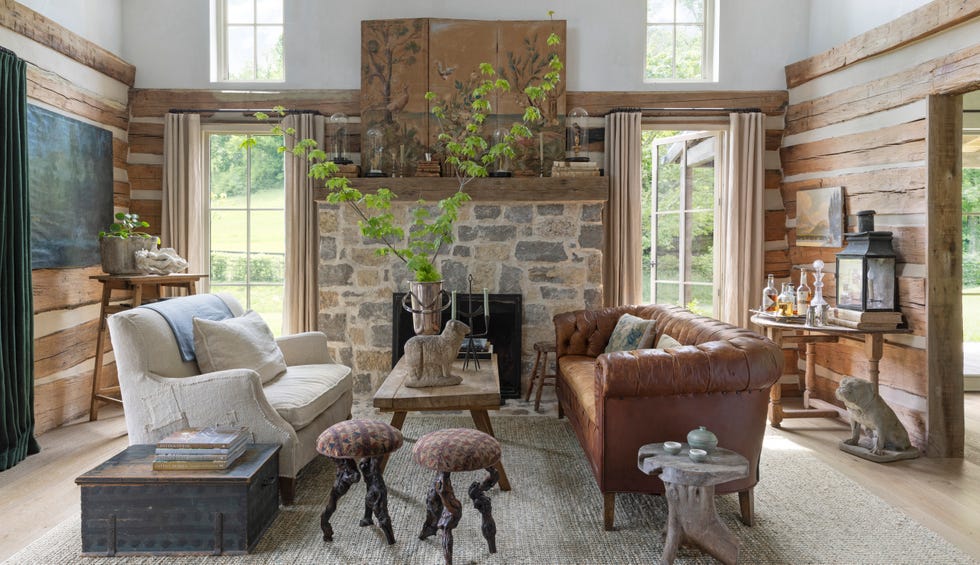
<box><xmin>413</xmin><ymin>428</ymin><xmax>502</xmax><ymax>565</ymax></box>
<box><xmin>525</xmin><ymin>340</ymin><xmax>557</xmax><ymax>411</ymax></box>
<box><xmin>316</xmin><ymin>419</ymin><xmax>404</xmax><ymax>545</ymax></box>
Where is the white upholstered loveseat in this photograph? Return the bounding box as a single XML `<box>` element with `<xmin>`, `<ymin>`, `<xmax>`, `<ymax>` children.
<box><xmin>107</xmin><ymin>293</ymin><xmax>353</xmax><ymax>503</ymax></box>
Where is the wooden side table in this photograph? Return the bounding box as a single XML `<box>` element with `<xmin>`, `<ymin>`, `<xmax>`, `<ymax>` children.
<box><xmin>638</xmin><ymin>443</ymin><xmax>749</xmax><ymax>565</ymax></box>
<box><xmin>89</xmin><ymin>273</ymin><xmax>208</xmax><ymax>421</ymax></box>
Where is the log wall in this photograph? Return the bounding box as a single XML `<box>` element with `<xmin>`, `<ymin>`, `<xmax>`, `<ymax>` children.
<box><xmin>779</xmin><ymin>0</ymin><xmax>980</xmax><ymax>456</ymax></box>
<box><xmin>2</xmin><ymin>1</ymin><xmax>135</xmax><ymax>433</ymax></box>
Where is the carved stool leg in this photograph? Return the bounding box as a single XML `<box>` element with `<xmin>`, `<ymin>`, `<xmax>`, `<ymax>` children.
<box><xmin>360</xmin><ymin>457</ymin><xmax>396</xmax><ymax>544</ymax></box>
<box><xmin>662</xmin><ymin>481</ymin><xmax>739</xmax><ymax>565</ymax></box>
<box><xmin>435</xmin><ymin>472</ymin><xmax>462</xmax><ymax>565</ymax></box>
<box><xmin>419</xmin><ymin>475</ymin><xmax>444</xmax><ymax>540</ymax></box>
<box><xmin>468</xmin><ymin>466</ymin><xmax>499</xmax><ymax>553</ymax></box>
<box><xmin>320</xmin><ymin>458</ymin><xmax>361</xmax><ymax>542</ymax></box>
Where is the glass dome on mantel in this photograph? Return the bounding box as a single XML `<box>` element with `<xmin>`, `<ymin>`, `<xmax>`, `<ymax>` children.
<box><xmin>565</xmin><ymin>107</ymin><xmax>590</xmax><ymax>162</ymax></box>
<box><xmin>364</xmin><ymin>127</ymin><xmax>386</xmax><ymax>177</ymax></box>
<box><xmin>328</xmin><ymin>112</ymin><xmax>352</xmax><ymax>164</ymax></box>
<box><xmin>489</xmin><ymin>127</ymin><xmax>512</xmax><ymax>177</ymax></box>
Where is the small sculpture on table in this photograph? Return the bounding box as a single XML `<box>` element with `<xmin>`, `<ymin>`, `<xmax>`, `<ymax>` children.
<box><xmin>403</xmin><ymin>320</ymin><xmax>470</xmax><ymax>388</ymax></box>
<box><xmin>835</xmin><ymin>377</ymin><xmax>919</xmax><ymax>462</ymax></box>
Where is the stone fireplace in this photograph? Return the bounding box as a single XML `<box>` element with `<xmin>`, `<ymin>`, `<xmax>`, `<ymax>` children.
<box><xmin>315</xmin><ymin>177</ymin><xmax>608</xmax><ymax>396</ymax></box>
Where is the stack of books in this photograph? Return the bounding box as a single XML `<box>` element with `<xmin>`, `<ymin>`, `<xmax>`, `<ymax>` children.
<box><xmin>333</xmin><ymin>163</ymin><xmax>361</xmax><ymax>179</ymax></box>
<box><xmin>152</xmin><ymin>426</ymin><xmax>249</xmax><ymax>471</ymax></box>
<box><xmin>828</xmin><ymin>309</ymin><xmax>904</xmax><ymax>330</ymax></box>
<box><xmin>551</xmin><ymin>161</ymin><xmax>600</xmax><ymax>177</ymax></box>
<box><xmin>415</xmin><ymin>161</ymin><xmax>441</xmax><ymax>177</ymax></box>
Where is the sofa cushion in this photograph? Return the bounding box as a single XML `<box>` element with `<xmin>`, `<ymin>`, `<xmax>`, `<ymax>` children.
<box><xmin>656</xmin><ymin>333</ymin><xmax>683</xmax><ymax>349</ymax></box>
<box><xmin>193</xmin><ymin>310</ymin><xmax>288</xmax><ymax>384</ymax></box>
<box><xmin>604</xmin><ymin>314</ymin><xmax>657</xmax><ymax>353</ymax></box>
<box><xmin>558</xmin><ymin>355</ymin><xmax>599</xmax><ymax>425</ymax></box>
<box><xmin>263</xmin><ymin>363</ymin><xmax>353</xmax><ymax>430</ymax></box>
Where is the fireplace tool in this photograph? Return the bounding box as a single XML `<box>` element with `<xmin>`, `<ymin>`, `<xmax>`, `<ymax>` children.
<box><xmin>457</xmin><ymin>274</ymin><xmax>490</xmax><ymax>370</ymax></box>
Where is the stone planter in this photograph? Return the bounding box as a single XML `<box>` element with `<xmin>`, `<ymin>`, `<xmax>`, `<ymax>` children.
<box><xmin>99</xmin><ymin>237</ymin><xmax>158</xmax><ymax>275</ymax></box>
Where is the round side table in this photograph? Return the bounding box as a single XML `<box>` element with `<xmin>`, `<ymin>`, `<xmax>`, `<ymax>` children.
<box><xmin>637</xmin><ymin>443</ymin><xmax>749</xmax><ymax>565</ymax></box>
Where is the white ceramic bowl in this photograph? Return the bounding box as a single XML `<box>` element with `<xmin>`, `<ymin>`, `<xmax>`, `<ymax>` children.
<box><xmin>663</xmin><ymin>441</ymin><xmax>682</xmax><ymax>455</ymax></box>
<box><xmin>689</xmin><ymin>448</ymin><xmax>708</xmax><ymax>463</ymax></box>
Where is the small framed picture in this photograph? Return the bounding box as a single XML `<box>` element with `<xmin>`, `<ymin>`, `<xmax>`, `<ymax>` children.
<box><xmin>796</xmin><ymin>186</ymin><xmax>845</xmax><ymax>247</ymax></box>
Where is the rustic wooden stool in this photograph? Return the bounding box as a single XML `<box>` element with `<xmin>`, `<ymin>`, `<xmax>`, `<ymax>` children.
<box><xmin>316</xmin><ymin>419</ymin><xmax>404</xmax><ymax>545</ymax></box>
<box><xmin>413</xmin><ymin>428</ymin><xmax>502</xmax><ymax>565</ymax></box>
<box><xmin>637</xmin><ymin>443</ymin><xmax>749</xmax><ymax>565</ymax></box>
<box><xmin>525</xmin><ymin>340</ymin><xmax>557</xmax><ymax>411</ymax></box>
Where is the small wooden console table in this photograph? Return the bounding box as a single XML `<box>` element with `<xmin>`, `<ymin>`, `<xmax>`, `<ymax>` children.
<box><xmin>89</xmin><ymin>273</ymin><xmax>208</xmax><ymax>421</ymax></box>
<box><xmin>750</xmin><ymin>313</ymin><xmax>910</xmax><ymax>427</ymax></box>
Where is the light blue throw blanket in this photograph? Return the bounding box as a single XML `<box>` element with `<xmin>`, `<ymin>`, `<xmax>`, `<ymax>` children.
<box><xmin>141</xmin><ymin>294</ymin><xmax>234</xmax><ymax>362</ymax></box>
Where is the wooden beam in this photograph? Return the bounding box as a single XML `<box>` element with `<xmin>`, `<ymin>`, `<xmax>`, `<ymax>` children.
<box><xmin>565</xmin><ymin>90</ymin><xmax>788</xmax><ymax>117</ymax></box>
<box><xmin>785</xmin><ymin>0</ymin><xmax>980</xmax><ymax>88</ymax></box>
<box><xmin>26</xmin><ymin>64</ymin><xmax>128</xmax><ymax>131</ymax></box>
<box><xmin>129</xmin><ymin>89</ymin><xmax>361</xmax><ymax>118</ymax></box>
<box><xmin>781</xmin><ymin>167</ymin><xmax>927</xmax><ymax>217</ymax></box>
<box><xmin>925</xmin><ymin>94</ymin><xmax>964</xmax><ymax>457</ymax></box>
<box><xmin>31</xmin><ymin>266</ymin><xmax>104</xmax><ymax>314</ymax></box>
<box><xmin>313</xmin><ymin>176</ymin><xmax>608</xmax><ymax>203</ymax></box>
<box><xmin>1</xmin><ymin>1</ymin><xmax>136</xmax><ymax>86</ymax></box>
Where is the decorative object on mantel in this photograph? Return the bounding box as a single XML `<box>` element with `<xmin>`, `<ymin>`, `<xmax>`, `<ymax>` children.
<box><xmin>135</xmin><ymin>247</ymin><xmax>188</xmax><ymax>275</ymax></box>
<box><xmin>551</xmin><ymin>160</ymin><xmax>599</xmax><ymax>177</ymax></box>
<box><xmin>835</xmin><ymin>210</ymin><xmax>898</xmax><ymax>312</ymax></box>
<box><xmin>98</xmin><ymin>212</ymin><xmax>159</xmax><ymax>275</ymax></box>
<box><xmin>835</xmin><ymin>377</ymin><xmax>919</xmax><ymax>463</ymax></box>
<box><xmin>364</xmin><ymin>127</ymin><xmax>386</xmax><ymax>177</ymax></box>
<box><xmin>565</xmin><ymin>106</ymin><xmax>589</xmax><ymax>162</ymax></box>
<box><xmin>403</xmin><ymin>319</ymin><xmax>471</xmax><ymax>388</ymax></box>
<box><xmin>328</xmin><ymin>112</ymin><xmax>352</xmax><ymax>165</ymax></box>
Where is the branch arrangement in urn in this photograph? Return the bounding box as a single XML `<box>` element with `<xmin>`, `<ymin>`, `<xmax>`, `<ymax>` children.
<box><xmin>253</xmin><ymin>13</ymin><xmax>563</xmax><ymax>283</ymax></box>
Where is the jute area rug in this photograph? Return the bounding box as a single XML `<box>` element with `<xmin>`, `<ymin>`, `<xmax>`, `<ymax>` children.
<box><xmin>5</xmin><ymin>415</ymin><xmax>975</xmax><ymax>565</ymax></box>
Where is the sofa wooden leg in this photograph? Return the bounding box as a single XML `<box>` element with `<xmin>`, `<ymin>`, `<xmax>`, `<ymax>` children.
<box><xmin>280</xmin><ymin>476</ymin><xmax>297</xmax><ymax>506</ymax></box>
<box><xmin>738</xmin><ymin>488</ymin><xmax>754</xmax><ymax>526</ymax></box>
<box><xmin>603</xmin><ymin>492</ymin><xmax>616</xmax><ymax>531</ymax></box>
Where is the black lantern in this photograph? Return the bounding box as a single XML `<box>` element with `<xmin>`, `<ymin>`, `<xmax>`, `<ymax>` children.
<box><xmin>835</xmin><ymin>210</ymin><xmax>897</xmax><ymax>312</ymax></box>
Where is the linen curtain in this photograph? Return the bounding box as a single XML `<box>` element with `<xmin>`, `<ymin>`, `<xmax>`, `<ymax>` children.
<box><xmin>162</xmin><ymin>113</ymin><xmax>206</xmax><ymax>290</ymax></box>
<box><xmin>0</xmin><ymin>47</ymin><xmax>40</xmax><ymax>470</ymax></box>
<box><xmin>281</xmin><ymin>113</ymin><xmax>324</xmax><ymax>334</ymax></box>
<box><xmin>716</xmin><ymin>112</ymin><xmax>766</xmax><ymax>328</ymax></box>
<box><xmin>603</xmin><ymin>111</ymin><xmax>643</xmax><ymax>306</ymax></box>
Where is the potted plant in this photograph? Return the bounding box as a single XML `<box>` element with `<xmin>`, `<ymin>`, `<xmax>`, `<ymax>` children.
<box><xmin>98</xmin><ymin>212</ymin><xmax>159</xmax><ymax>275</ymax></box>
<box><xmin>256</xmin><ymin>17</ymin><xmax>563</xmax><ymax>333</ymax></box>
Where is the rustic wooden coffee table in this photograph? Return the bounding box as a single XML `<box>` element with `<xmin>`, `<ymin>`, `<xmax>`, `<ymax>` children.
<box><xmin>373</xmin><ymin>354</ymin><xmax>511</xmax><ymax>491</ymax></box>
<box><xmin>638</xmin><ymin>443</ymin><xmax>749</xmax><ymax>565</ymax></box>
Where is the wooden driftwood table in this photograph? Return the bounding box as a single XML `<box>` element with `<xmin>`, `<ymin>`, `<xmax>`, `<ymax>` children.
<box><xmin>638</xmin><ymin>443</ymin><xmax>749</xmax><ymax>565</ymax></box>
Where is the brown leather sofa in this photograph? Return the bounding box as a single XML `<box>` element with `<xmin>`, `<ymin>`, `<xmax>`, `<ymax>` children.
<box><xmin>553</xmin><ymin>304</ymin><xmax>783</xmax><ymax>531</ymax></box>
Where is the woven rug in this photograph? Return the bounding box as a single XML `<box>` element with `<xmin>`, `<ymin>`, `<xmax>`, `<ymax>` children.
<box><xmin>5</xmin><ymin>415</ymin><xmax>975</xmax><ymax>565</ymax></box>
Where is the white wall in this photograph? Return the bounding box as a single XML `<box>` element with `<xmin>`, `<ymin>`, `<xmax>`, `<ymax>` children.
<box><xmin>18</xmin><ymin>0</ymin><xmax>124</xmax><ymax>56</ymax></box>
<box><xmin>806</xmin><ymin>0</ymin><xmax>931</xmax><ymax>55</ymax></box>
<box><xmin>121</xmin><ymin>0</ymin><xmax>810</xmax><ymax>91</ymax></box>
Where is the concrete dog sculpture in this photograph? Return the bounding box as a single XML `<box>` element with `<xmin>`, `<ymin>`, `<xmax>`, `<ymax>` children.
<box><xmin>835</xmin><ymin>376</ymin><xmax>912</xmax><ymax>455</ymax></box>
<box><xmin>403</xmin><ymin>320</ymin><xmax>470</xmax><ymax>388</ymax></box>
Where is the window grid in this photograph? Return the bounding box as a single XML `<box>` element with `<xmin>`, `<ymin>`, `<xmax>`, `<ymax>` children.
<box><xmin>645</xmin><ymin>0</ymin><xmax>714</xmax><ymax>82</ymax></box>
<box><xmin>215</xmin><ymin>0</ymin><xmax>284</xmax><ymax>82</ymax></box>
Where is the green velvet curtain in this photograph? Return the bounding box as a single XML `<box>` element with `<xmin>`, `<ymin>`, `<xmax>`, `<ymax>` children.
<box><xmin>0</xmin><ymin>46</ymin><xmax>40</xmax><ymax>470</ymax></box>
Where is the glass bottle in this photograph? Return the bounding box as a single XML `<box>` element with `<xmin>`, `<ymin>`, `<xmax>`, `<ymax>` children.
<box><xmin>762</xmin><ymin>274</ymin><xmax>778</xmax><ymax>313</ymax></box>
<box><xmin>776</xmin><ymin>283</ymin><xmax>795</xmax><ymax>316</ymax></box>
<box><xmin>796</xmin><ymin>270</ymin><xmax>811</xmax><ymax>316</ymax></box>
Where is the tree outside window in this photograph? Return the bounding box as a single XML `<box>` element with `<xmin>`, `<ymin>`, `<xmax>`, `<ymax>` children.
<box><xmin>214</xmin><ymin>0</ymin><xmax>284</xmax><ymax>82</ymax></box>
<box><xmin>645</xmin><ymin>0</ymin><xmax>714</xmax><ymax>81</ymax></box>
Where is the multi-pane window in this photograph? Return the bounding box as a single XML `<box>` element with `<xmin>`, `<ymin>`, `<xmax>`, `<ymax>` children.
<box><xmin>213</xmin><ymin>0</ymin><xmax>284</xmax><ymax>82</ymax></box>
<box><xmin>206</xmin><ymin>131</ymin><xmax>286</xmax><ymax>334</ymax></box>
<box><xmin>645</xmin><ymin>0</ymin><xmax>715</xmax><ymax>81</ymax></box>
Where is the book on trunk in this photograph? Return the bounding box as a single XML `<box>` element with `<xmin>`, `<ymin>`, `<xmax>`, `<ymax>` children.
<box><xmin>155</xmin><ymin>426</ymin><xmax>249</xmax><ymax>450</ymax></box>
<box><xmin>826</xmin><ymin>316</ymin><xmax>900</xmax><ymax>330</ymax></box>
<box><xmin>832</xmin><ymin>309</ymin><xmax>904</xmax><ymax>324</ymax></box>
<box><xmin>152</xmin><ymin>457</ymin><xmax>240</xmax><ymax>471</ymax></box>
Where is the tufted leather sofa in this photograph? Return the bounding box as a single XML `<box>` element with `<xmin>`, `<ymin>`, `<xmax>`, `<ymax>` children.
<box><xmin>553</xmin><ymin>304</ymin><xmax>782</xmax><ymax>531</ymax></box>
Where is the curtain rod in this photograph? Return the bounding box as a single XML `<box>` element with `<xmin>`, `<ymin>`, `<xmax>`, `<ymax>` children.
<box><xmin>606</xmin><ymin>106</ymin><xmax>762</xmax><ymax>115</ymax></box>
<box><xmin>168</xmin><ymin>108</ymin><xmax>322</xmax><ymax>115</ymax></box>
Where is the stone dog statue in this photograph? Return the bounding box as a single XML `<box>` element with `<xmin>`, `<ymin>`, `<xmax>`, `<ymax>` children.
<box><xmin>403</xmin><ymin>320</ymin><xmax>470</xmax><ymax>388</ymax></box>
<box><xmin>835</xmin><ymin>377</ymin><xmax>912</xmax><ymax>456</ymax></box>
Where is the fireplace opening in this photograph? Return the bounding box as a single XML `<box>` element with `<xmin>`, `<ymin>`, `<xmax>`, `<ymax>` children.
<box><xmin>391</xmin><ymin>293</ymin><xmax>523</xmax><ymax>399</ymax></box>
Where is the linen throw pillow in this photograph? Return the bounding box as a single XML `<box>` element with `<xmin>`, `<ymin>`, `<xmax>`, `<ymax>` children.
<box><xmin>604</xmin><ymin>314</ymin><xmax>657</xmax><ymax>353</ymax></box>
<box><xmin>193</xmin><ymin>310</ymin><xmax>287</xmax><ymax>384</ymax></box>
<box><xmin>656</xmin><ymin>333</ymin><xmax>683</xmax><ymax>349</ymax></box>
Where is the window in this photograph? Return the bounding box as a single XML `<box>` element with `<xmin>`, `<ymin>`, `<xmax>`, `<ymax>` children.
<box><xmin>645</xmin><ymin>0</ymin><xmax>715</xmax><ymax>81</ymax></box>
<box><xmin>212</xmin><ymin>0</ymin><xmax>284</xmax><ymax>82</ymax></box>
<box><xmin>642</xmin><ymin>130</ymin><xmax>722</xmax><ymax>315</ymax></box>
<box><xmin>205</xmin><ymin>128</ymin><xmax>286</xmax><ymax>334</ymax></box>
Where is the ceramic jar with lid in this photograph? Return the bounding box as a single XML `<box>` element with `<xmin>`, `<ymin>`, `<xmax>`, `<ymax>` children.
<box><xmin>687</xmin><ymin>426</ymin><xmax>718</xmax><ymax>452</ymax></box>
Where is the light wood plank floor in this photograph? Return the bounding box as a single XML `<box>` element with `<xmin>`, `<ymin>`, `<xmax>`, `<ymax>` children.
<box><xmin>1</xmin><ymin>397</ymin><xmax>978</xmax><ymax>562</ymax></box>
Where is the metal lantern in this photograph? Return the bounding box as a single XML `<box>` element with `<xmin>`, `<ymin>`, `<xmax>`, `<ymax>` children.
<box><xmin>565</xmin><ymin>107</ymin><xmax>589</xmax><ymax>162</ymax></box>
<box><xmin>328</xmin><ymin>112</ymin><xmax>352</xmax><ymax>164</ymax></box>
<box><xmin>364</xmin><ymin>127</ymin><xmax>385</xmax><ymax>177</ymax></box>
<box><xmin>835</xmin><ymin>210</ymin><xmax>897</xmax><ymax>312</ymax></box>
<box><xmin>489</xmin><ymin>127</ymin><xmax>512</xmax><ymax>177</ymax></box>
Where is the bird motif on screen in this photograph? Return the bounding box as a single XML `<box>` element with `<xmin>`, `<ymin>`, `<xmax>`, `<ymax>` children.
<box><xmin>434</xmin><ymin>60</ymin><xmax>456</xmax><ymax>80</ymax></box>
<box><xmin>386</xmin><ymin>85</ymin><xmax>410</xmax><ymax>114</ymax></box>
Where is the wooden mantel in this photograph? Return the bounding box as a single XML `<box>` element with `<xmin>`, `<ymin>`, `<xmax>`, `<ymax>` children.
<box><xmin>312</xmin><ymin>176</ymin><xmax>609</xmax><ymax>203</ymax></box>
